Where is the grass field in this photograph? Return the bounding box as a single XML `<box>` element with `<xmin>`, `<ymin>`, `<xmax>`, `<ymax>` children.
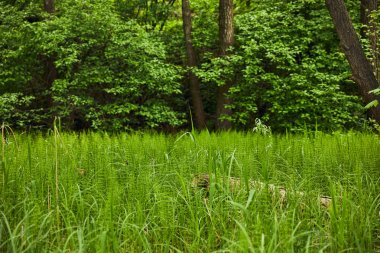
<box><xmin>0</xmin><ymin>130</ymin><xmax>379</xmax><ymax>252</ymax></box>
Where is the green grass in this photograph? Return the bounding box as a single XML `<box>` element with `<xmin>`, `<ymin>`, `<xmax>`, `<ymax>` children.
<box><xmin>0</xmin><ymin>131</ymin><xmax>379</xmax><ymax>252</ymax></box>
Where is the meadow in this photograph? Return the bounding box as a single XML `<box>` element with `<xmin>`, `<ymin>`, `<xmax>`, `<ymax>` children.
<box><xmin>0</xmin><ymin>130</ymin><xmax>379</xmax><ymax>252</ymax></box>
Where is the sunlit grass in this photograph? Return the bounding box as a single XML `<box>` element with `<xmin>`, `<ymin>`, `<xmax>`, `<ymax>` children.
<box><xmin>0</xmin><ymin>131</ymin><xmax>379</xmax><ymax>252</ymax></box>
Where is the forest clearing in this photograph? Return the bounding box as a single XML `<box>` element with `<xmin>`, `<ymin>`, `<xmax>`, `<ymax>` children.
<box><xmin>1</xmin><ymin>131</ymin><xmax>379</xmax><ymax>252</ymax></box>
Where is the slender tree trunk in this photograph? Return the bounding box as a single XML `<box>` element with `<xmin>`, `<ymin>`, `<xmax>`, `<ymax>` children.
<box><xmin>216</xmin><ymin>0</ymin><xmax>234</xmax><ymax>130</ymax></box>
<box><xmin>182</xmin><ymin>0</ymin><xmax>206</xmax><ymax>129</ymax></box>
<box><xmin>326</xmin><ymin>0</ymin><xmax>380</xmax><ymax>123</ymax></box>
<box><xmin>44</xmin><ymin>0</ymin><xmax>55</xmax><ymax>13</ymax></box>
<box><xmin>360</xmin><ymin>0</ymin><xmax>378</xmax><ymax>78</ymax></box>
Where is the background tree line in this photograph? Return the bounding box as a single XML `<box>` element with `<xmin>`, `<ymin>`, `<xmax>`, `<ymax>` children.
<box><xmin>0</xmin><ymin>0</ymin><xmax>379</xmax><ymax>132</ymax></box>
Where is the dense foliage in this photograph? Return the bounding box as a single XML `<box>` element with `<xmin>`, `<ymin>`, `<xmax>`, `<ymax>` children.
<box><xmin>0</xmin><ymin>0</ymin><xmax>373</xmax><ymax>131</ymax></box>
<box><xmin>0</xmin><ymin>0</ymin><xmax>184</xmax><ymax>130</ymax></box>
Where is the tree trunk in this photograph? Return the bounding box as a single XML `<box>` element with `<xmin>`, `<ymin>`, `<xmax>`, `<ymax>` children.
<box><xmin>360</xmin><ymin>0</ymin><xmax>378</xmax><ymax>78</ymax></box>
<box><xmin>182</xmin><ymin>0</ymin><xmax>206</xmax><ymax>129</ymax></box>
<box><xmin>216</xmin><ymin>0</ymin><xmax>234</xmax><ymax>129</ymax></box>
<box><xmin>326</xmin><ymin>0</ymin><xmax>380</xmax><ymax>123</ymax></box>
<box><xmin>44</xmin><ymin>0</ymin><xmax>55</xmax><ymax>13</ymax></box>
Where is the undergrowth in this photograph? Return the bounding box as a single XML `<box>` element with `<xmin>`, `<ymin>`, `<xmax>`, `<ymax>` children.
<box><xmin>0</xmin><ymin>131</ymin><xmax>379</xmax><ymax>252</ymax></box>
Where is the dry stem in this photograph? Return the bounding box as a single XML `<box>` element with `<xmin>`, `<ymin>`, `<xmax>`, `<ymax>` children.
<box><xmin>191</xmin><ymin>173</ymin><xmax>332</xmax><ymax>208</ymax></box>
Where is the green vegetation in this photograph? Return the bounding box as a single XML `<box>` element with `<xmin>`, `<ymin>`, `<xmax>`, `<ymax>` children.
<box><xmin>1</xmin><ymin>1</ymin><xmax>379</xmax><ymax>251</ymax></box>
<box><xmin>1</xmin><ymin>131</ymin><xmax>379</xmax><ymax>252</ymax></box>
<box><xmin>0</xmin><ymin>0</ymin><xmax>375</xmax><ymax>131</ymax></box>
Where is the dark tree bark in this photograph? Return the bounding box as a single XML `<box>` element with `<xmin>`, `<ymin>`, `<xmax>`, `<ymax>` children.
<box><xmin>326</xmin><ymin>0</ymin><xmax>380</xmax><ymax>123</ymax></box>
<box><xmin>216</xmin><ymin>0</ymin><xmax>234</xmax><ymax>129</ymax></box>
<box><xmin>360</xmin><ymin>0</ymin><xmax>378</xmax><ymax>78</ymax></box>
<box><xmin>218</xmin><ymin>0</ymin><xmax>234</xmax><ymax>57</ymax></box>
<box><xmin>182</xmin><ymin>0</ymin><xmax>206</xmax><ymax>129</ymax></box>
<box><xmin>44</xmin><ymin>0</ymin><xmax>55</xmax><ymax>13</ymax></box>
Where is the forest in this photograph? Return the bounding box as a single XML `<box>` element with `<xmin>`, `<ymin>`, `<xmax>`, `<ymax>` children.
<box><xmin>1</xmin><ymin>1</ymin><xmax>380</xmax><ymax>252</ymax></box>
<box><xmin>1</xmin><ymin>0</ymin><xmax>380</xmax><ymax>132</ymax></box>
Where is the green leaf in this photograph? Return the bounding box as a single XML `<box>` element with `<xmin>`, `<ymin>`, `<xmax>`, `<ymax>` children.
<box><xmin>369</xmin><ymin>88</ymin><xmax>380</xmax><ymax>95</ymax></box>
<box><xmin>364</xmin><ymin>100</ymin><xmax>379</xmax><ymax>109</ymax></box>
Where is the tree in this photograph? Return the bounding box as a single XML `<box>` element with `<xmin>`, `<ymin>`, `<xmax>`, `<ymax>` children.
<box><xmin>0</xmin><ymin>0</ymin><xmax>184</xmax><ymax>130</ymax></box>
<box><xmin>45</xmin><ymin>1</ymin><xmax>184</xmax><ymax>130</ymax></box>
<box><xmin>182</xmin><ymin>0</ymin><xmax>206</xmax><ymax>129</ymax></box>
<box><xmin>193</xmin><ymin>0</ymin><xmax>363</xmax><ymax>131</ymax></box>
<box><xmin>326</xmin><ymin>0</ymin><xmax>380</xmax><ymax>123</ymax></box>
<box><xmin>216</xmin><ymin>0</ymin><xmax>234</xmax><ymax>129</ymax></box>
